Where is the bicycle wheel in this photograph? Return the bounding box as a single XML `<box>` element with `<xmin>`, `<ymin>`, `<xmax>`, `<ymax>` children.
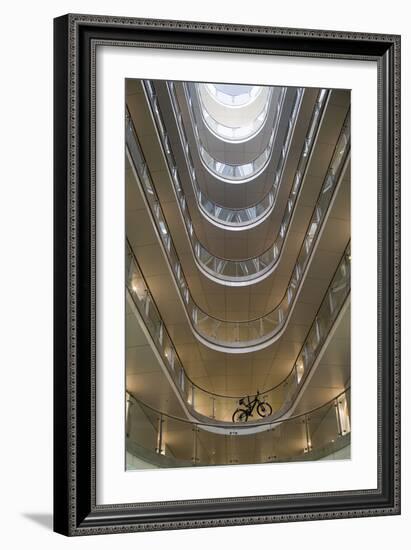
<box><xmin>232</xmin><ymin>409</ymin><xmax>248</xmax><ymax>422</ymax></box>
<box><xmin>257</xmin><ymin>402</ymin><xmax>273</xmax><ymax>418</ymax></box>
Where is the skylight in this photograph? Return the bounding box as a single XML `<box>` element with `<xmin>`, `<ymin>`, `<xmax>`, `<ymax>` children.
<box><xmin>205</xmin><ymin>84</ymin><xmax>262</xmax><ymax>106</ymax></box>
<box><xmin>196</xmin><ymin>83</ymin><xmax>272</xmax><ymax>142</ymax></box>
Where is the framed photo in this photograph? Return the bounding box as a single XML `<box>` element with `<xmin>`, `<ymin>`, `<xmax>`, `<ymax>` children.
<box><xmin>53</xmin><ymin>14</ymin><xmax>400</xmax><ymax>535</ymax></box>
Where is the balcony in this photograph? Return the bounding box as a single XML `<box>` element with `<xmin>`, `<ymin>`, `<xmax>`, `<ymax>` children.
<box><xmin>127</xmin><ymin>239</ymin><xmax>350</xmax><ymax>427</ymax></box>
<box><xmin>125</xmin><ymin>110</ymin><xmax>350</xmax><ymax>351</ymax></box>
<box><xmin>126</xmin><ymin>388</ymin><xmax>351</xmax><ymax>467</ymax></box>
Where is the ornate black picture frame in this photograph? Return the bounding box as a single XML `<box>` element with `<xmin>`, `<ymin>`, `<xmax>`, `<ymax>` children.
<box><xmin>53</xmin><ymin>14</ymin><xmax>400</xmax><ymax>536</ymax></box>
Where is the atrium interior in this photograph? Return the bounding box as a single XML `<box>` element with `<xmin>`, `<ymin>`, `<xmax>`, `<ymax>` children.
<box><xmin>125</xmin><ymin>78</ymin><xmax>351</xmax><ymax>469</ymax></box>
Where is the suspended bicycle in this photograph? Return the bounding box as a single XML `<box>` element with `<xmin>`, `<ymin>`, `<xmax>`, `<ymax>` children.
<box><xmin>232</xmin><ymin>391</ymin><xmax>273</xmax><ymax>422</ymax></box>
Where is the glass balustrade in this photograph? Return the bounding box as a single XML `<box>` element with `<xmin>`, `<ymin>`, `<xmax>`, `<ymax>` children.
<box><xmin>180</xmin><ymin>84</ymin><xmax>326</xmax><ymax>230</ymax></box>
<box><xmin>127</xmin><ymin>237</ymin><xmax>350</xmax><ymax>424</ymax></box>
<box><xmin>173</xmin><ymin>82</ymin><xmax>292</xmax><ymax>228</ymax></box>
<box><xmin>126</xmin><ymin>105</ymin><xmax>349</xmax><ymax>352</ymax></box>
<box><xmin>126</xmin><ymin>388</ymin><xmax>351</xmax><ymax>467</ymax></box>
<box><xmin>198</xmin><ymin>94</ymin><xmax>272</xmax><ymax>142</ymax></box>
<box><xmin>196</xmin><ymin>84</ymin><xmax>272</xmax><ymax>141</ymax></box>
<box><xmin>192</xmin><ymin>88</ymin><xmax>281</xmax><ymax>172</ymax></box>
<box><xmin>183</xmin><ymin>85</ymin><xmax>295</xmax><ymax>184</ymax></box>
<box><xmin>195</xmin><ymin>83</ymin><xmax>272</xmax><ymax>143</ymax></box>
<box><xmin>143</xmin><ymin>82</ymin><xmax>331</xmax><ymax>285</ymax></box>
<box><xmin>190</xmin><ymin>84</ymin><xmax>301</xmax><ymax>181</ymax></box>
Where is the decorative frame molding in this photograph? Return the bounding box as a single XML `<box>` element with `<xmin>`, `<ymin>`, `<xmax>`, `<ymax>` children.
<box><xmin>53</xmin><ymin>13</ymin><xmax>400</xmax><ymax>536</ymax></box>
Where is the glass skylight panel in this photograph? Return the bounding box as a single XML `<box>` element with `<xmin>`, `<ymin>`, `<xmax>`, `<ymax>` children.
<box><xmin>196</xmin><ymin>83</ymin><xmax>272</xmax><ymax>142</ymax></box>
<box><xmin>205</xmin><ymin>83</ymin><xmax>262</xmax><ymax>106</ymax></box>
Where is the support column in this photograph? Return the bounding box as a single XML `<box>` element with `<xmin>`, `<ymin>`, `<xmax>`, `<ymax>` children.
<box><xmin>304</xmin><ymin>414</ymin><xmax>312</xmax><ymax>453</ymax></box>
<box><xmin>156</xmin><ymin>415</ymin><xmax>164</xmax><ymax>455</ymax></box>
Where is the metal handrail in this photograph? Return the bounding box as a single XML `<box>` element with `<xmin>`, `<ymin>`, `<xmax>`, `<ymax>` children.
<box><xmin>127</xmin><ymin>233</ymin><xmax>350</xmax><ymax>423</ymax></box>
<box><xmin>127</xmin><ymin>240</ymin><xmax>349</xmax><ymax>402</ymax></box>
<box><xmin>125</xmin><ymin>109</ymin><xmax>350</xmax><ymax>346</ymax></box>
<box><xmin>166</xmin><ymin>81</ymin><xmax>303</xmax><ymax>230</ymax></box>
<box><xmin>139</xmin><ymin>84</ymin><xmax>336</xmax><ymax>286</ymax></box>
<box><xmin>127</xmin><ymin>387</ymin><xmax>350</xmax><ymax>429</ymax></box>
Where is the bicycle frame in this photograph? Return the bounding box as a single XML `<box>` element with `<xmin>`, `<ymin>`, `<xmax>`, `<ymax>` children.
<box><xmin>239</xmin><ymin>393</ymin><xmax>261</xmax><ymax>416</ymax></box>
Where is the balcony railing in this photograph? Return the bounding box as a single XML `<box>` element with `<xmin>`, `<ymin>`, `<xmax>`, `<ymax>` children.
<box><xmin>196</xmin><ymin>84</ymin><xmax>273</xmax><ymax>143</ymax></box>
<box><xmin>163</xmin><ymin>83</ymin><xmax>329</xmax><ymax>284</ymax></box>
<box><xmin>127</xmin><ymin>239</ymin><xmax>350</xmax><ymax>424</ymax></box>
<box><xmin>126</xmin><ymin>388</ymin><xmax>351</xmax><ymax>467</ymax></box>
<box><xmin>181</xmin><ymin>83</ymin><xmax>298</xmax><ymax>228</ymax></box>
<box><xmin>125</xmin><ymin>108</ymin><xmax>350</xmax><ymax>352</ymax></box>
<box><xmin>191</xmin><ymin>84</ymin><xmax>299</xmax><ymax>181</ymax></box>
<box><xmin>140</xmin><ymin>86</ymin><xmax>336</xmax><ymax>286</ymax></box>
<box><xmin>157</xmin><ymin>81</ymin><xmax>304</xmax><ymax>230</ymax></box>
